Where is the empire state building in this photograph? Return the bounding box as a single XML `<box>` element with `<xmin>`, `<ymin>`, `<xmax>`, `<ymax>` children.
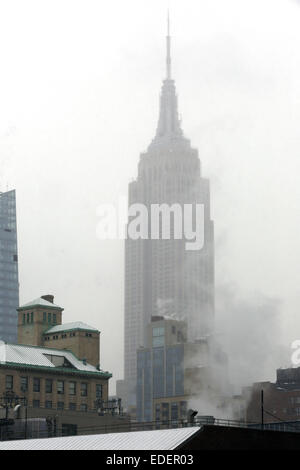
<box><xmin>121</xmin><ymin>22</ymin><xmax>215</xmax><ymax>409</ymax></box>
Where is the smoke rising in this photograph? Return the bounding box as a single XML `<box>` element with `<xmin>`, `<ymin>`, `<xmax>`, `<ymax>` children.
<box><xmin>216</xmin><ymin>283</ymin><xmax>289</xmax><ymax>393</ymax></box>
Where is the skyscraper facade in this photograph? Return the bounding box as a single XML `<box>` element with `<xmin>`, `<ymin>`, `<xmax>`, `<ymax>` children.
<box><xmin>0</xmin><ymin>190</ymin><xmax>19</xmax><ymax>343</ymax></box>
<box><xmin>122</xmin><ymin>25</ymin><xmax>214</xmax><ymax>409</ymax></box>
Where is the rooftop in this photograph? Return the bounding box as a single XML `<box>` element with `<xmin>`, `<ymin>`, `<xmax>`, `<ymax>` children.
<box><xmin>45</xmin><ymin>321</ymin><xmax>99</xmax><ymax>335</ymax></box>
<box><xmin>17</xmin><ymin>296</ymin><xmax>63</xmax><ymax>311</ymax></box>
<box><xmin>0</xmin><ymin>343</ymin><xmax>110</xmax><ymax>377</ymax></box>
<box><xmin>0</xmin><ymin>427</ymin><xmax>200</xmax><ymax>450</ymax></box>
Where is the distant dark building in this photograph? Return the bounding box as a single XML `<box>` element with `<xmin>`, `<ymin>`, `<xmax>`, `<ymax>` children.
<box><xmin>0</xmin><ymin>190</ymin><xmax>19</xmax><ymax>343</ymax></box>
<box><xmin>235</xmin><ymin>366</ymin><xmax>300</xmax><ymax>424</ymax></box>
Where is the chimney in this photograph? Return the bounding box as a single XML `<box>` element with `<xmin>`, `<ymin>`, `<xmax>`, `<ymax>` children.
<box><xmin>41</xmin><ymin>294</ymin><xmax>54</xmax><ymax>304</ymax></box>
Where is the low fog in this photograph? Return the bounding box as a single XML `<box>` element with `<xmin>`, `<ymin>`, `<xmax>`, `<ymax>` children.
<box><xmin>1</xmin><ymin>0</ymin><xmax>300</xmax><ymax>395</ymax></box>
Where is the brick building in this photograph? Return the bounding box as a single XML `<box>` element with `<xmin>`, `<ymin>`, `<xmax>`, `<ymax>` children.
<box><xmin>0</xmin><ymin>295</ymin><xmax>129</xmax><ymax>437</ymax></box>
<box><xmin>235</xmin><ymin>366</ymin><xmax>300</xmax><ymax>425</ymax></box>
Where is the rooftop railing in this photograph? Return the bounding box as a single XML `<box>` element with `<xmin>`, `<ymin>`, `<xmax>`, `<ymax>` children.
<box><xmin>1</xmin><ymin>414</ymin><xmax>300</xmax><ymax>442</ymax></box>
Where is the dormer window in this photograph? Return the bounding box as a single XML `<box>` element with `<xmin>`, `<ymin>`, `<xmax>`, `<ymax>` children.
<box><xmin>44</xmin><ymin>354</ymin><xmax>75</xmax><ymax>369</ymax></box>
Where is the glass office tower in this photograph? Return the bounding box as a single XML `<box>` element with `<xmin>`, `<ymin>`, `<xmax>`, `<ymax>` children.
<box><xmin>0</xmin><ymin>190</ymin><xmax>19</xmax><ymax>343</ymax></box>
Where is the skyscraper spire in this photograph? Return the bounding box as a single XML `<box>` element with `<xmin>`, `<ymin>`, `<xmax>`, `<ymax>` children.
<box><xmin>166</xmin><ymin>10</ymin><xmax>171</xmax><ymax>80</ymax></box>
<box><xmin>151</xmin><ymin>11</ymin><xmax>185</xmax><ymax>145</ymax></box>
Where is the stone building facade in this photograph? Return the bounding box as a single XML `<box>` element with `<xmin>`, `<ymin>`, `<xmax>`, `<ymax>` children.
<box><xmin>0</xmin><ymin>295</ymin><xmax>128</xmax><ymax>437</ymax></box>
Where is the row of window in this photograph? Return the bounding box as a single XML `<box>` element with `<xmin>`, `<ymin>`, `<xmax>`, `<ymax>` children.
<box><xmin>44</xmin><ymin>332</ymin><xmax>93</xmax><ymax>341</ymax></box>
<box><xmin>6</xmin><ymin>375</ymin><xmax>103</xmax><ymax>398</ymax></box>
<box><xmin>22</xmin><ymin>312</ymin><xmax>58</xmax><ymax>325</ymax></box>
<box><xmin>290</xmin><ymin>397</ymin><xmax>300</xmax><ymax>405</ymax></box>
<box><xmin>44</xmin><ymin>332</ymin><xmax>76</xmax><ymax>341</ymax></box>
<box><xmin>154</xmin><ymin>401</ymin><xmax>187</xmax><ymax>421</ymax></box>
<box><xmin>32</xmin><ymin>400</ymin><xmax>89</xmax><ymax>412</ymax></box>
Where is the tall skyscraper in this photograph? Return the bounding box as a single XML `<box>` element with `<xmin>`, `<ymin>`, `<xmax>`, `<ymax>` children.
<box><xmin>122</xmin><ymin>22</ymin><xmax>214</xmax><ymax>410</ymax></box>
<box><xmin>0</xmin><ymin>190</ymin><xmax>19</xmax><ymax>343</ymax></box>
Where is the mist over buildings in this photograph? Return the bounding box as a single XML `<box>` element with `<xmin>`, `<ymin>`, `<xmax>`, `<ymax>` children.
<box><xmin>0</xmin><ymin>0</ymin><xmax>300</xmax><ymax>395</ymax></box>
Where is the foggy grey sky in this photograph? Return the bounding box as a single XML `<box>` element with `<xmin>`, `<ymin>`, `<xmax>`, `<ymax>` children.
<box><xmin>1</xmin><ymin>0</ymin><xmax>300</xmax><ymax>392</ymax></box>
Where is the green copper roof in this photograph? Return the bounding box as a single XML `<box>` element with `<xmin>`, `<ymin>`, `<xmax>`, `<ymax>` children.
<box><xmin>45</xmin><ymin>321</ymin><xmax>99</xmax><ymax>335</ymax></box>
<box><xmin>17</xmin><ymin>297</ymin><xmax>63</xmax><ymax>311</ymax></box>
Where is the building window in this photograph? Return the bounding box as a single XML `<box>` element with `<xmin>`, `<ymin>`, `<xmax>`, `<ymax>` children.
<box><xmin>152</xmin><ymin>327</ymin><xmax>165</xmax><ymax>348</ymax></box>
<box><xmin>57</xmin><ymin>402</ymin><xmax>64</xmax><ymax>410</ymax></box>
<box><xmin>81</xmin><ymin>383</ymin><xmax>88</xmax><ymax>397</ymax></box>
<box><xmin>80</xmin><ymin>403</ymin><xmax>88</xmax><ymax>412</ymax></box>
<box><xmin>45</xmin><ymin>401</ymin><xmax>52</xmax><ymax>409</ymax></box>
<box><xmin>180</xmin><ymin>401</ymin><xmax>187</xmax><ymax>419</ymax></box>
<box><xmin>171</xmin><ymin>402</ymin><xmax>178</xmax><ymax>421</ymax></box>
<box><xmin>62</xmin><ymin>423</ymin><xmax>77</xmax><ymax>436</ymax></box>
<box><xmin>57</xmin><ymin>381</ymin><xmax>64</xmax><ymax>394</ymax></box>
<box><xmin>162</xmin><ymin>403</ymin><xmax>169</xmax><ymax>423</ymax></box>
<box><xmin>27</xmin><ymin>313</ymin><xmax>30</xmax><ymax>323</ymax></box>
<box><xmin>96</xmin><ymin>384</ymin><xmax>103</xmax><ymax>399</ymax></box>
<box><xmin>31</xmin><ymin>312</ymin><xmax>34</xmax><ymax>323</ymax></box>
<box><xmin>48</xmin><ymin>313</ymin><xmax>51</xmax><ymax>324</ymax></box>
<box><xmin>69</xmin><ymin>403</ymin><xmax>76</xmax><ymax>411</ymax></box>
<box><xmin>153</xmin><ymin>327</ymin><xmax>165</xmax><ymax>337</ymax></box>
<box><xmin>155</xmin><ymin>404</ymin><xmax>161</xmax><ymax>422</ymax></box>
<box><xmin>45</xmin><ymin>379</ymin><xmax>53</xmax><ymax>394</ymax></box>
<box><xmin>33</xmin><ymin>400</ymin><xmax>40</xmax><ymax>408</ymax></box>
<box><xmin>43</xmin><ymin>312</ymin><xmax>47</xmax><ymax>323</ymax></box>
<box><xmin>20</xmin><ymin>376</ymin><xmax>28</xmax><ymax>392</ymax></box>
<box><xmin>53</xmin><ymin>314</ymin><xmax>57</xmax><ymax>324</ymax></box>
<box><xmin>6</xmin><ymin>375</ymin><xmax>13</xmax><ymax>391</ymax></box>
<box><xmin>33</xmin><ymin>378</ymin><xmax>40</xmax><ymax>392</ymax></box>
<box><xmin>69</xmin><ymin>382</ymin><xmax>76</xmax><ymax>396</ymax></box>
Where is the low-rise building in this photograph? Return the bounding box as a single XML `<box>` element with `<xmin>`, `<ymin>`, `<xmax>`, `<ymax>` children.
<box><xmin>0</xmin><ymin>295</ymin><xmax>129</xmax><ymax>438</ymax></box>
<box><xmin>234</xmin><ymin>366</ymin><xmax>300</xmax><ymax>425</ymax></box>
